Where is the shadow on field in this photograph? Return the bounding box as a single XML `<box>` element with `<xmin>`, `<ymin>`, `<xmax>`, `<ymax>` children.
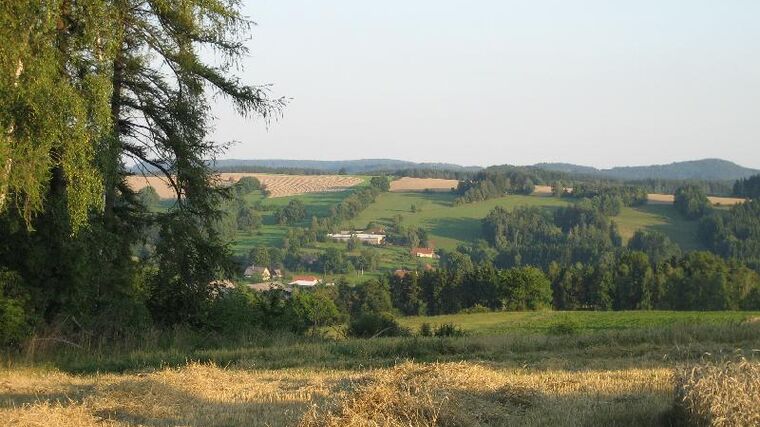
<box><xmin>0</xmin><ymin>385</ymin><xmax>93</xmax><ymax>409</ymax></box>
<box><xmin>0</xmin><ymin>374</ymin><xmax>333</xmax><ymax>427</ymax></box>
<box><xmin>427</xmin><ymin>216</ymin><xmax>482</xmax><ymax>242</ymax></box>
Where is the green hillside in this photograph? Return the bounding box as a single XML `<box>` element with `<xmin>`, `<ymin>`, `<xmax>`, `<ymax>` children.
<box><xmin>345</xmin><ymin>191</ymin><xmax>701</xmax><ymax>251</ymax></box>
<box><xmin>227</xmin><ymin>183</ymin><xmax>704</xmax><ymax>278</ymax></box>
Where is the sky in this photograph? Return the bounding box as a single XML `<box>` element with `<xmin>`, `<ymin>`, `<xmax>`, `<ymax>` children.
<box><xmin>209</xmin><ymin>0</ymin><xmax>760</xmax><ymax>169</ymax></box>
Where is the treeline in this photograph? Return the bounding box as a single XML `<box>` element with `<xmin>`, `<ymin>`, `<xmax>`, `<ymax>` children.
<box><xmin>733</xmin><ymin>174</ymin><xmax>760</xmax><ymax>199</ymax></box>
<box><xmin>329</xmin><ymin>177</ymin><xmax>390</xmax><ymax>224</ymax></box>
<box><xmin>549</xmin><ymin>248</ymin><xmax>759</xmax><ymax>311</ymax></box>
<box><xmin>481</xmin><ymin>205</ymin><xmax>621</xmax><ymax>269</ymax></box>
<box><xmin>628</xmin><ymin>179</ymin><xmax>733</xmax><ymax>196</ymax></box>
<box><xmin>699</xmin><ymin>200</ymin><xmax>760</xmax><ymax>271</ymax></box>
<box><xmin>567</xmin><ymin>183</ymin><xmax>648</xmax><ymax>208</ymax></box>
<box><xmin>664</xmin><ymin>183</ymin><xmax>760</xmax><ymax>271</ymax></box>
<box><xmin>385</xmin><ymin>247</ymin><xmax>759</xmax><ymax>315</ymax></box>
<box><xmin>454</xmin><ymin>170</ymin><xmax>537</xmax><ymax>205</ymax></box>
<box><xmin>214</xmin><ymin>166</ymin><xmax>335</xmax><ymax>175</ymax></box>
<box><xmin>365</xmin><ymin>168</ymin><xmax>478</xmax><ymax>181</ymax></box>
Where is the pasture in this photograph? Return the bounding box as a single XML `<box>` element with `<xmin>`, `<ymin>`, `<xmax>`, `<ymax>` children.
<box><xmin>346</xmin><ymin>190</ymin><xmax>700</xmax><ymax>251</ymax></box>
<box><xmin>396</xmin><ymin>310</ymin><xmax>759</xmax><ymax>335</ymax></box>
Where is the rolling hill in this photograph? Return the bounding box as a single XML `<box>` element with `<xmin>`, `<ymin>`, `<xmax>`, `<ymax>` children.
<box><xmin>534</xmin><ymin>158</ymin><xmax>759</xmax><ymax>181</ymax></box>
<box><xmin>211</xmin><ymin>158</ymin><xmax>482</xmax><ymax>174</ymax></box>
<box><xmin>209</xmin><ymin>158</ymin><xmax>758</xmax><ymax>181</ymax></box>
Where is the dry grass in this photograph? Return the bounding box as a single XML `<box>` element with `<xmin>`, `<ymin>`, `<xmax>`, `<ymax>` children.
<box><xmin>301</xmin><ymin>361</ymin><xmax>673</xmax><ymax>427</ymax></box>
<box><xmin>0</xmin><ymin>363</ymin><xmax>357</xmax><ymax>426</ymax></box>
<box><xmin>125</xmin><ymin>173</ymin><xmax>363</xmax><ymax>199</ymax></box>
<box><xmin>647</xmin><ymin>193</ymin><xmax>746</xmax><ymax>206</ymax></box>
<box><xmin>532</xmin><ymin>185</ymin><xmax>553</xmax><ymax>195</ymax></box>
<box><xmin>0</xmin><ymin>361</ymin><xmax>676</xmax><ymax>427</ymax></box>
<box><xmin>389</xmin><ymin>177</ymin><xmax>458</xmax><ymax>192</ymax></box>
<box><xmin>675</xmin><ymin>359</ymin><xmax>760</xmax><ymax>427</ymax></box>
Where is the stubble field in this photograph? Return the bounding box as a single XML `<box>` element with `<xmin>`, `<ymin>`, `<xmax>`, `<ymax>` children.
<box><xmin>2</xmin><ymin>312</ymin><xmax>758</xmax><ymax>426</ymax></box>
<box><xmin>126</xmin><ymin>173</ymin><xmax>364</xmax><ymax>199</ymax></box>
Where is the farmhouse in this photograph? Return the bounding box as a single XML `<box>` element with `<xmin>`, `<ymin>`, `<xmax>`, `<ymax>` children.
<box><xmin>327</xmin><ymin>231</ymin><xmax>385</xmax><ymax>245</ymax></box>
<box><xmin>289</xmin><ymin>275</ymin><xmax>320</xmax><ymax>287</ymax></box>
<box><xmin>411</xmin><ymin>247</ymin><xmax>437</xmax><ymax>258</ymax></box>
<box><xmin>244</xmin><ymin>265</ymin><xmax>271</xmax><ymax>280</ymax></box>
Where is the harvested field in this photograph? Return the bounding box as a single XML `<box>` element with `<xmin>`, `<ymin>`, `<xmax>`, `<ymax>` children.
<box><xmin>0</xmin><ymin>362</ymin><xmax>674</xmax><ymax>427</ymax></box>
<box><xmin>303</xmin><ymin>362</ymin><xmax>673</xmax><ymax>427</ymax></box>
<box><xmin>389</xmin><ymin>177</ymin><xmax>458</xmax><ymax>192</ymax></box>
<box><xmin>675</xmin><ymin>359</ymin><xmax>760</xmax><ymax>427</ymax></box>
<box><xmin>532</xmin><ymin>187</ymin><xmax>746</xmax><ymax>207</ymax></box>
<box><xmin>647</xmin><ymin>193</ymin><xmax>746</xmax><ymax>206</ymax></box>
<box><xmin>126</xmin><ymin>173</ymin><xmax>363</xmax><ymax>199</ymax></box>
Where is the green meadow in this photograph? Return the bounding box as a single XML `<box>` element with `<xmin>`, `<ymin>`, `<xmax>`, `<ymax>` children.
<box><xmin>396</xmin><ymin>310</ymin><xmax>759</xmax><ymax>336</ymax></box>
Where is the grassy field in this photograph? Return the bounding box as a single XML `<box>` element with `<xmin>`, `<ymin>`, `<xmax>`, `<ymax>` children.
<box><xmin>347</xmin><ymin>191</ymin><xmax>569</xmax><ymax>250</ymax></box>
<box><xmin>345</xmin><ymin>190</ymin><xmax>700</xmax><ymax>251</ymax></box>
<box><xmin>617</xmin><ymin>203</ymin><xmax>703</xmax><ymax>251</ymax></box>
<box><xmin>397</xmin><ymin>310</ymin><xmax>758</xmax><ymax>335</ymax></box>
<box><xmin>2</xmin><ymin>311</ymin><xmax>758</xmax><ymax>426</ymax></box>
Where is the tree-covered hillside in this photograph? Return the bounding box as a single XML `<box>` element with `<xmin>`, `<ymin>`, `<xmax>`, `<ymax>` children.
<box><xmin>535</xmin><ymin>159</ymin><xmax>759</xmax><ymax>181</ymax></box>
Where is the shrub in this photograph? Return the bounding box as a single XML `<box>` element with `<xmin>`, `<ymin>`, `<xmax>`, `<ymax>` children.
<box><xmin>460</xmin><ymin>304</ymin><xmax>491</xmax><ymax>314</ymax></box>
<box><xmin>433</xmin><ymin>323</ymin><xmax>466</xmax><ymax>337</ymax></box>
<box><xmin>0</xmin><ymin>270</ymin><xmax>32</xmax><ymax>347</ymax></box>
<box><xmin>419</xmin><ymin>322</ymin><xmax>432</xmax><ymax>337</ymax></box>
<box><xmin>234</xmin><ymin>176</ymin><xmax>261</xmax><ymax>195</ymax></box>
<box><xmin>206</xmin><ymin>288</ymin><xmax>264</xmax><ymax>336</ymax></box>
<box><xmin>348</xmin><ymin>312</ymin><xmax>409</xmax><ymax>338</ymax></box>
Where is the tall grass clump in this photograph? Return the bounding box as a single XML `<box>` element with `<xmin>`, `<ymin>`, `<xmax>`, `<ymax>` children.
<box><xmin>675</xmin><ymin>358</ymin><xmax>760</xmax><ymax>426</ymax></box>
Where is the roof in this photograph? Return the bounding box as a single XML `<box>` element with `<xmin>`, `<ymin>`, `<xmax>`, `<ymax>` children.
<box><xmin>412</xmin><ymin>247</ymin><xmax>435</xmax><ymax>255</ymax></box>
<box><xmin>244</xmin><ymin>265</ymin><xmax>270</xmax><ymax>276</ymax></box>
<box><xmin>292</xmin><ymin>275</ymin><xmax>319</xmax><ymax>282</ymax></box>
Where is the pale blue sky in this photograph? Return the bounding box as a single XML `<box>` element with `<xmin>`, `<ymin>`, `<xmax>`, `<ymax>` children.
<box><xmin>210</xmin><ymin>1</ymin><xmax>760</xmax><ymax>168</ymax></box>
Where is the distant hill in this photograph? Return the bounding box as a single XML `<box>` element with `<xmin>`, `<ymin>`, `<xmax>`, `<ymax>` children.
<box><xmin>534</xmin><ymin>159</ymin><xmax>759</xmax><ymax>181</ymax></box>
<box><xmin>212</xmin><ymin>159</ymin><xmax>482</xmax><ymax>174</ymax></box>
<box><xmin>203</xmin><ymin>158</ymin><xmax>757</xmax><ymax>181</ymax></box>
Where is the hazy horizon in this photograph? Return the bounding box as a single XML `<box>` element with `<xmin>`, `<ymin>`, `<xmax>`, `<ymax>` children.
<box><xmin>213</xmin><ymin>156</ymin><xmax>758</xmax><ymax>171</ymax></box>
<box><xmin>209</xmin><ymin>1</ymin><xmax>760</xmax><ymax>169</ymax></box>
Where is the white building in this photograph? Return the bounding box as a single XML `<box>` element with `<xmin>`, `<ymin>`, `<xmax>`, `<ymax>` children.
<box><xmin>327</xmin><ymin>231</ymin><xmax>385</xmax><ymax>245</ymax></box>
